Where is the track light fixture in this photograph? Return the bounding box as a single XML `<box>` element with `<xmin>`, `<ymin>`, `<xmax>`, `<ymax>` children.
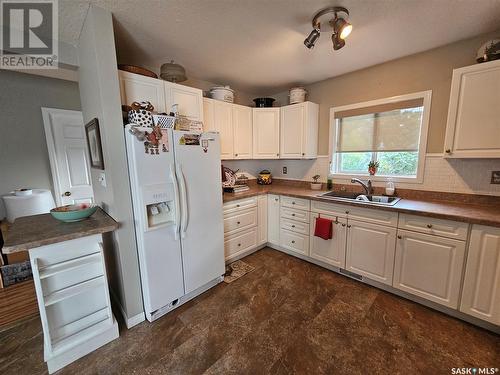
<box><xmin>303</xmin><ymin>6</ymin><xmax>352</xmax><ymax>51</ymax></box>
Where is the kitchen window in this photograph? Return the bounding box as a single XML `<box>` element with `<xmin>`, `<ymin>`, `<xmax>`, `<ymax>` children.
<box><xmin>329</xmin><ymin>91</ymin><xmax>432</xmax><ymax>183</ymax></box>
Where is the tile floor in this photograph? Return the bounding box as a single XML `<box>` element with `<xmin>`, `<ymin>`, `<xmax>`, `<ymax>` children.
<box><xmin>1</xmin><ymin>248</ymin><xmax>498</xmax><ymax>374</ymax></box>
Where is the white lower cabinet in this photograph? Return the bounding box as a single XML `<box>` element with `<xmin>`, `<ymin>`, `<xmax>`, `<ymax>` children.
<box><xmin>460</xmin><ymin>225</ymin><xmax>500</xmax><ymax>325</ymax></box>
<box><xmin>393</xmin><ymin>230</ymin><xmax>466</xmax><ymax>308</ymax></box>
<box><xmin>257</xmin><ymin>195</ymin><xmax>268</xmax><ymax>245</ymax></box>
<box><xmin>267</xmin><ymin>194</ymin><xmax>280</xmax><ymax>246</ymax></box>
<box><xmin>224</xmin><ymin>228</ymin><xmax>258</xmax><ymax>260</ymax></box>
<box><xmin>345</xmin><ymin>219</ymin><xmax>397</xmax><ymax>285</ymax></box>
<box><xmin>280</xmin><ymin>229</ymin><xmax>309</xmax><ymax>255</ymax></box>
<box><xmin>309</xmin><ymin>212</ymin><xmax>347</xmax><ymax>268</ymax></box>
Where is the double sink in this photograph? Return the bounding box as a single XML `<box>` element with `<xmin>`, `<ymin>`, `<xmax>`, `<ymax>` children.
<box><xmin>318</xmin><ymin>191</ymin><xmax>401</xmax><ymax>206</ymax></box>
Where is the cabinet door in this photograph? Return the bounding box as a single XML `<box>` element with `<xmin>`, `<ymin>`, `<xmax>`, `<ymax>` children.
<box><xmin>460</xmin><ymin>225</ymin><xmax>500</xmax><ymax>325</ymax></box>
<box><xmin>310</xmin><ymin>213</ymin><xmax>347</xmax><ymax>268</ymax></box>
<box><xmin>257</xmin><ymin>195</ymin><xmax>268</xmax><ymax>245</ymax></box>
<box><xmin>253</xmin><ymin>108</ymin><xmax>280</xmax><ymax>159</ymax></box>
<box><xmin>444</xmin><ymin>60</ymin><xmax>500</xmax><ymax>158</ymax></box>
<box><xmin>302</xmin><ymin>102</ymin><xmax>319</xmax><ymax>159</ymax></box>
<box><xmin>393</xmin><ymin>230</ymin><xmax>466</xmax><ymax>308</ymax></box>
<box><xmin>118</xmin><ymin>71</ymin><xmax>166</xmax><ymax>113</ymax></box>
<box><xmin>233</xmin><ymin>104</ymin><xmax>253</xmax><ymax>159</ymax></box>
<box><xmin>165</xmin><ymin>82</ymin><xmax>203</xmax><ymax>121</ymax></box>
<box><xmin>345</xmin><ymin>219</ymin><xmax>396</xmax><ymax>285</ymax></box>
<box><xmin>203</xmin><ymin>98</ymin><xmax>215</xmax><ymax>132</ymax></box>
<box><xmin>280</xmin><ymin>103</ymin><xmax>305</xmax><ymax>158</ymax></box>
<box><xmin>267</xmin><ymin>194</ymin><xmax>280</xmax><ymax>246</ymax></box>
<box><xmin>213</xmin><ymin>100</ymin><xmax>234</xmax><ymax>159</ymax></box>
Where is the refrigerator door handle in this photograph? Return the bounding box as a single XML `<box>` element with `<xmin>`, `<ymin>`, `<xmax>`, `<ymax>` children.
<box><xmin>170</xmin><ymin>163</ymin><xmax>181</xmax><ymax>240</ymax></box>
<box><xmin>177</xmin><ymin>164</ymin><xmax>189</xmax><ymax>239</ymax></box>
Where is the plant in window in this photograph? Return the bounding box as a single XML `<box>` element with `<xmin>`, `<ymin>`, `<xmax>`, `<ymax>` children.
<box><xmin>368</xmin><ymin>160</ymin><xmax>379</xmax><ymax>176</ymax></box>
<box><xmin>310</xmin><ymin>174</ymin><xmax>322</xmax><ymax>190</ymax></box>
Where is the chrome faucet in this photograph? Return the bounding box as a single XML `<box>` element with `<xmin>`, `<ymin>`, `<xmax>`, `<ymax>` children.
<box><xmin>351</xmin><ymin>178</ymin><xmax>373</xmax><ymax>195</ymax></box>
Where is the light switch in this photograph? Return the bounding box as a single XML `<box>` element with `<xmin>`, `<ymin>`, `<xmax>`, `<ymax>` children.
<box><xmin>98</xmin><ymin>172</ymin><xmax>107</xmax><ymax>187</ymax></box>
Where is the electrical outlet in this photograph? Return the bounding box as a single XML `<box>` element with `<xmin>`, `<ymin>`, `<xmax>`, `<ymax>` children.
<box><xmin>491</xmin><ymin>171</ymin><xmax>500</xmax><ymax>184</ymax></box>
<box><xmin>282</xmin><ymin>167</ymin><xmax>287</xmax><ymax>174</ymax></box>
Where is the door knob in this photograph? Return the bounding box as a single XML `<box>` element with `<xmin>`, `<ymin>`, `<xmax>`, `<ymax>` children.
<box><xmin>63</xmin><ymin>191</ymin><xmax>71</xmax><ymax>197</ymax></box>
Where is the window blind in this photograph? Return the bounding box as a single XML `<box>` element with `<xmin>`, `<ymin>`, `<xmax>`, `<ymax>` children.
<box><xmin>335</xmin><ymin>98</ymin><xmax>424</xmax><ymax>153</ymax></box>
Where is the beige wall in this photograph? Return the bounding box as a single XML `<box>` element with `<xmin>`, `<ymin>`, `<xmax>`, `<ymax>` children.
<box><xmin>272</xmin><ymin>30</ymin><xmax>500</xmax><ymax>155</ymax></box>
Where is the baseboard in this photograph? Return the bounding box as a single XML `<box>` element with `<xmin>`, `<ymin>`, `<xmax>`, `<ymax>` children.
<box><xmin>266</xmin><ymin>244</ymin><xmax>500</xmax><ymax>334</ymax></box>
<box><xmin>109</xmin><ymin>288</ymin><xmax>145</xmax><ymax>329</ymax></box>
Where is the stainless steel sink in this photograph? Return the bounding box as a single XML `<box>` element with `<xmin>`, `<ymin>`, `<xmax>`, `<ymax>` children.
<box><xmin>318</xmin><ymin>191</ymin><xmax>401</xmax><ymax>206</ymax></box>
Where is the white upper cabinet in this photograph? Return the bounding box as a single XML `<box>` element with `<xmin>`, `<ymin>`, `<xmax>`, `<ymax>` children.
<box><xmin>203</xmin><ymin>98</ymin><xmax>215</xmax><ymax>132</ymax></box>
<box><xmin>213</xmin><ymin>100</ymin><xmax>234</xmax><ymax>160</ymax></box>
<box><xmin>118</xmin><ymin>70</ymin><xmax>166</xmax><ymax>113</ymax></box>
<box><xmin>253</xmin><ymin>108</ymin><xmax>280</xmax><ymax>159</ymax></box>
<box><xmin>280</xmin><ymin>102</ymin><xmax>319</xmax><ymax>159</ymax></box>
<box><xmin>165</xmin><ymin>82</ymin><xmax>203</xmax><ymax>121</ymax></box>
<box><xmin>118</xmin><ymin>70</ymin><xmax>203</xmax><ymax>121</ymax></box>
<box><xmin>460</xmin><ymin>225</ymin><xmax>500</xmax><ymax>325</ymax></box>
<box><xmin>444</xmin><ymin>59</ymin><xmax>500</xmax><ymax>158</ymax></box>
<box><xmin>233</xmin><ymin>104</ymin><xmax>253</xmax><ymax>159</ymax></box>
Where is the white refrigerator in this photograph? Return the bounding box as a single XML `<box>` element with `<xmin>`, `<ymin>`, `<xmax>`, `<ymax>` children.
<box><xmin>125</xmin><ymin>125</ymin><xmax>225</xmax><ymax>322</ymax></box>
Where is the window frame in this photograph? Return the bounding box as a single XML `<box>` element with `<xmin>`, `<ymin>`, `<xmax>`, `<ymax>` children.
<box><xmin>329</xmin><ymin>90</ymin><xmax>432</xmax><ymax>184</ymax></box>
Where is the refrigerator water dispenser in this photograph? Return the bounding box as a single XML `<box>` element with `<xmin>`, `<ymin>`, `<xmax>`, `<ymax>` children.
<box><xmin>141</xmin><ymin>184</ymin><xmax>176</xmax><ymax>230</ymax></box>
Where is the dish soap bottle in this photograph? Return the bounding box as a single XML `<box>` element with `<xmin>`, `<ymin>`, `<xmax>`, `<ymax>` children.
<box><xmin>327</xmin><ymin>172</ymin><xmax>333</xmax><ymax>190</ymax></box>
<box><xmin>385</xmin><ymin>179</ymin><xmax>395</xmax><ymax>196</ymax></box>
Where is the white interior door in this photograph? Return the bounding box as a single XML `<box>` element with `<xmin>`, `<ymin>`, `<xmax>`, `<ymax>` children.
<box><xmin>42</xmin><ymin>108</ymin><xmax>94</xmax><ymax>206</ymax></box>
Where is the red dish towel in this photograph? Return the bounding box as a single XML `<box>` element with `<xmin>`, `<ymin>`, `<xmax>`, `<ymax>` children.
<box><xmin>314</xmin><ymin>217</ymin><xmax>333</xmax><ymax>240</ymax></box>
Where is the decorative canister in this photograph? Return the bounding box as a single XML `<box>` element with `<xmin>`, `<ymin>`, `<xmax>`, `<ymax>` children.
<box><xmin>257</xmin><ymin>170</ymin><xmax>272</xmax><ymax>185</ymax></box>
<box><xmin>289</xmin><ymin>87</ymin><xmax>307</xmax><ymax>104</ymax></box>
<box><xmin>128</xmin><ymin>101</ymin><xmax>154</xmax><ymax>127</ymax></box>
<box><xmin>210</xmin><ymin>86</ymin><xmax>234</xmax><ymax>103</ymax></box>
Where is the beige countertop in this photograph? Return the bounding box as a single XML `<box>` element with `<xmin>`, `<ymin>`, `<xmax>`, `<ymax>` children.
<box><xmin>223</xmin><ymin>184</ymin><xmax>500</xmax><ymax>228</ymax></box>
<box><xmin>2</xmin><ymin>207</ymin><xmax>118</xmax><ymax>254</ymax></box>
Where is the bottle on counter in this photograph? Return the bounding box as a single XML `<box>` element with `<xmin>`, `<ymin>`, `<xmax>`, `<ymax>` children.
<box><xmin>385</xmin><ymin>179</ymin><xmax>395</xmax><ymax>196</ymax></box>
<box><xmin>327</xmin><ymin>172</ymin><xmax>333</xmax><ymax>190</ymax></box>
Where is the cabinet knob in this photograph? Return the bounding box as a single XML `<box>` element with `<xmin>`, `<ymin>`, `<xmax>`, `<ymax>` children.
<box><xmin>237</xmin><ymin>221</ymin><xmax>241</xmax><ymax>225</ymax></box>
<box><xmin>291</xmin><ymin>225</ymin><xmax>295</xmax><ymax>228</ymax></box>
<box><xmin>292</xmin><ymin>213</ymin><xmax>295</xmax><ymax>216</ymax></box>
<box><xmin>291</xmin><ymin>240</ymin><xmax>295</xmax><ymax>244</ymax></box>
<box><xmin>445</xmin><ymin>149</ymin><xmax>451</xmax><ymax>154</ymax></box>
<box><xmin>63</xmin><ymin>191</ymin><xmax>71</xmax><ymax>197</ymax></box>
<box><xmin>235</xmin><ymin>153</ymin><xmax>238</xmax><ymax>157</ymax></box>
<box><xmin>238</xmin><ymin>243</ymin><xmax>241</xmax><ymax>247</ymax></box>
<box><xmin>302</xmin><ymin>153</ymin><xmax>305</xmax><ymax>156</ymax></box>
<box><xmin>275</xmin><ymin>198</ymin><xmax>278</xmax><ymax>202</ymax></box>
<box><xmin>236</xmin><ymin>204</ymin><xmax>240</xmax><ymax>207</ymax></box>
<box><xmin>276</xmin><ymin>153</ymin><xmax>279</xmax><ymax>157</ymax></box>
<box><xmin>347</xmin><ymin>224</ymin><xmax>351</xmax><ymax>228</ymax></box>
<box><xmin>345</xmin><ymin>210</ymin><xmax>349</xmax><ymax>214</ymax></box>
<box><xmin>427</xmin><ymin>224</ymin><xmax>433</xmax><ymax>229</ymax></box>
<box><xmin>292</xmin><ymin>202</ymin><xmax>295</xmax><ymax>205</ymax></box>
<box><xmin>397</xmin><ymin>235</ymin><xmax>402</xmax><ymax>239</ymax></box>
<box><xmin>341</xmin><ymin>223</ymin><xmax>346</xmax><ymax>227</ymax></box>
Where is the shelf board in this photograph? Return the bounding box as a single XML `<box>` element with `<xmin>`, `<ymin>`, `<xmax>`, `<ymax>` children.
<box><xmin>44</xmin><ymin>275</ymin><xmax>105</xmax><ymax>307</ymax></box>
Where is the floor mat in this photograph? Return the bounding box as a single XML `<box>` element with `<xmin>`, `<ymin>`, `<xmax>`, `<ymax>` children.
<box><xmin>223</xmin><ymin>260</ymin><xmax>255</xmax><ymax>283</ymax></box>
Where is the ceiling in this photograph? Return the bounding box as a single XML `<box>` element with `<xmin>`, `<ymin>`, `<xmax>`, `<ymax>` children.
<box><xmin>59</xmin><ymin>0</ymin><xmax>500</xmax><ymax>94</ymax></box>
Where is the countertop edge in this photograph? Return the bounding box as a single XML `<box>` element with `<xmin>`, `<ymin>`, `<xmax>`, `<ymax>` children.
<box><xmin>223</xmin><ymin>189</ymin><xmax>500</xmax><ymax>228</ymax></box>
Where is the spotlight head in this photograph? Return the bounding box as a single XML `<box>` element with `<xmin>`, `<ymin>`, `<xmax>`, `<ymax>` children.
<box><xmin>332</xmin><ymin>17</ymin><xmax>352</xmax><ymax>40</ymax></box>
<box><xmin>332</xmin><ymin>33</ymin><xmax>345</xmax><ymax>50</ymax></box>
<box><xmin>304</xmin><ymin>28</ymin><xmax>320</xmax><ymax>49</ymax></box>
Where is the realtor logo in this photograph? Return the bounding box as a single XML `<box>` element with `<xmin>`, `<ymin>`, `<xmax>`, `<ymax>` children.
<box><xmin>1</xmin><ymin>0</ymin><xmax>58</xmax><ymax>68</ymax></box>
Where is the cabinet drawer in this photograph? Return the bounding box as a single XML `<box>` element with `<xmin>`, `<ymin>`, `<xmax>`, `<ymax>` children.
<box><xmin>224</xmin><ymin>228</ymin><xmax>257</xmax><ymax>259</ymax></box>
<box><xmin>280</xmin><ymin>207</ymin><xmax>310</xmax><ymax>223</ymax></box>
<box><xmin>311</xmin><ymin>200</ymin><xmax>347</xmax><ymax>218</ymax></box>
<box><xmin>280</xmin><ymin>196</ymin><xmax>310</xmax><ymax>211</ymax></box>
<box><xmin>281</xmin><ymin>218</ymin><xmax>310</xmax><ymax>235</ymax></box>
<box><xmin>224</xmin><ymin>207</ymin><xmax>257</xmax><ymax>234</ymax></box>
<box><xmin>346</xmin><ymin>206</ymin><xmax>398</xmax><ymax>227</ymax></box>
<box><xmin>398</xmin><ymin>214</ymin><xmax>468</xmax><ymax>240</ymax></box>
<box><xmin>223</xmin><ymin>197</ymin><xmax>257</xmax><ymax>214</ymax></box>
<box><xmin>280</xmin><ymin>229</ymin><xmax>309</xmax><ymax>255</ymax></box>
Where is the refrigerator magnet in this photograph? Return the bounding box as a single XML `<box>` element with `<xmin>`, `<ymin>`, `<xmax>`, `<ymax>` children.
<box><xmin>202</xmin><ymin>139</ymin><xmax>209</xmax><ymax>153</ymax></box>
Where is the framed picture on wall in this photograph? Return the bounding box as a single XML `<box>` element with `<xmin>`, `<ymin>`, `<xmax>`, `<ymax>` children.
<box><xmin>84</xmin><ymin>118</ymin><xmax>105</xmax><ymax>170</ymax></box>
